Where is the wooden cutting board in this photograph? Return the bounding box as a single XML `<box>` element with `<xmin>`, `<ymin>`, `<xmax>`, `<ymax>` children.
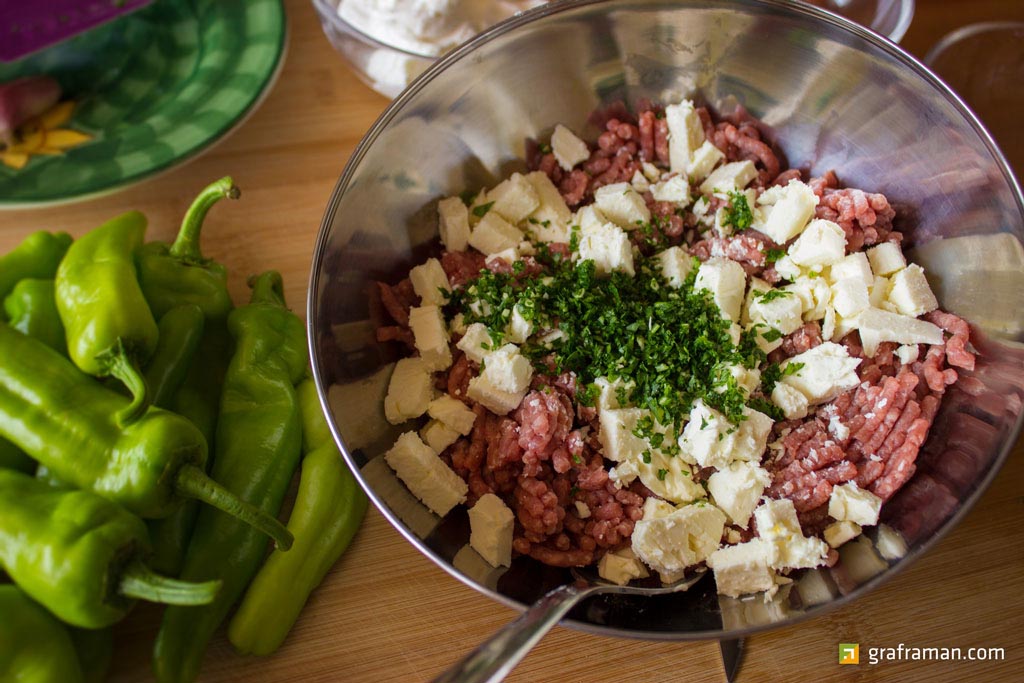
<box><xmin>2</xmin><ymin>1</ymin><xmax>1022</xmax><ymax>681</ymax></box>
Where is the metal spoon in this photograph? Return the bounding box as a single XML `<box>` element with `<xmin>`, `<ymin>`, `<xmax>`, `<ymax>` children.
<box><xmin>432</xmin><ymin>567</ymin><xmax>709</xmax><ymax>683</ymax></box>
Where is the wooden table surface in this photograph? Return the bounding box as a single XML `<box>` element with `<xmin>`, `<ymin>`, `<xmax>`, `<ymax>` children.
<box><xmin>3</xmin><ymin>1</ymin><xmax>1023</xmax><ymax>681</ymax></box>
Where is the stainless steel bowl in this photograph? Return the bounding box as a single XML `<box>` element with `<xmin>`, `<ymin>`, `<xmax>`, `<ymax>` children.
<box><xmin>308</xmin><ymin>0</ymin><xmax>1024</xmax><ymax>640</ymax></box>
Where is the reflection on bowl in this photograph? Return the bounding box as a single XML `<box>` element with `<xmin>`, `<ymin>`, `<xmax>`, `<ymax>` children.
<box><xmin>798</xmin><ymin>0</ymin><xmax>915</xmax><ymax>43</ymax></box>
<box><xmin>309</xmin><ymin>0</ymin><xmax>1024</xmax><ymax>641</ymax></box>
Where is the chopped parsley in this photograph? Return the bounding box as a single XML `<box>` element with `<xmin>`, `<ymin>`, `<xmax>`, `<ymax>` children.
<box><xmin>472</xmin><ymin>201</ymin><xmax>495</xmax><ymax>218</ymax></box>
<box><xmin>753</xmin><ymin>289</ymin><xmax>792</xmax><ymax>303</ymax></box>
<box><xmin>656</xmin><ymin>468</ymin><xmax>669</xmax><ymax>481</ymax></box>
<box><xmin>459</xmin><ymin>189</ymin><xmax>477</xmax><ymax>206</ymax></box>
<box><xmin>761</xmin><ymin>361</ymin><xmax>805</xmax><ymax>392</ymax></box>
<box><xmin>723</xmin><ymin>191</ymin><xmax>754</xmax><ymax>231</ymax></box>
<box><xmin>764</xmin><ymin>247</ymin><xmax>786</xmax><ymax>264</ymax></box>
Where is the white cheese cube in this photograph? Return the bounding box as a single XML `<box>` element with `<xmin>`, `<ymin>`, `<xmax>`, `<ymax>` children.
<box><xmin>456</xmin><ymin>323</ymin><xmax>493</xmax><ymax>364</ymax></box>
<box><xmin>506</xmin><ymin>305</ymin><xmax>533</xmax><ymax>344</ymax></box>
<box><xmin>384</xmin><ymin>431</ymin><xmax>467</xmax><ymax>516</ymax></box>
<box><xmin>773</xmin><ymin>254</ymin><xmax>801</xmax><ymax>281</ymax></box>
<box><xmin>665</xmin><ymin>100</ymin><xmax>706</xmax><ymax>174</ymax></box>
<box><xmin>427</xmin><ymin>395</ymin><xmax>477</xmax><ymax>435</ymax></box>
<box><xmin>856</xmin><ymin>307</ymin><xmax>944</xmax><ymax>356</ymax></box>
<box><xmin>867</xmin><ymin>241</ymin><xmax>906</xmax><ymax>276</ymax></box>
<box><xmin>688</xmin><ymin>140</ymin><xmax>725</xmax><ymax>182</ymax></box>
<box><xmin>679</xmin><ymin>400</ymin><xmax>773</xmax><ymax>469</ymax></box>
<box><xmin>656</xmin><ymin>246</ymin><xmax>694</xmax><ymax>288</ymax></box>
<box><xmin>635</xmin><ymin>448</ymin><xmax>706</xmax><ymax>505</ymax></box>
<box><xmin>466</xmin><ymin>374</ymin><xmax>527</xmax><ymax>415</ymax></box>
<box><xmin>468</xmin><ymin>493</ymin><xmax>514</xmax><ymax>567</ymax></box>
<box><xmin>384</xmin><ymin>358</ymin><xmax>434</xmax><ymax>424</ymax></box>
<box><xmin>608</xmin><ymin>460</ymin><xmax>639</xmax><ymax>488</ymax></box>
<box><xmin>755</xmin><ymin>180</ymin><xmax>819</xmax><ymax>244</ymax></box>
<box><xmin>727</xmin><ymin>321</ymin><xmax>743</xmax><ymax>347</ymax></box>
<box><xmin>409</xmin><ymin>305</ymin><xmax>452</xmax><ymax>371</ymax></box>
<box><xmin>771</xmin><ymin>381</ymin><xmax>809</xmax><ymax>420</ymax></box>
<box><xmin>691</xmin><ymin>195</ymin><xmax>711</xmax><ymax>219</ymax></box>
<box><xmin>448</xmin><ymin>312</ymin><xmax>467</xmax><ymax>336</ymax></box>
<box><xmin>437</xmin><ymin>196</ymin><xmax>471</xmax><ymax>251</ymax></box>
<box><xmin>642</xmin><ymin>497</ymin><xmax>678</xmax><ymax>520</ymax></box>
<box><xmin>787</xmin><ymin>219</ymin><xmax>846</xmax><ymax>267</ymax></box>
<box><xmin>824</xmin><ymin>520</ymin><xmax>862</xmax><ymax>548</ymax></box>
<box><xmin>741</xmin><ymin>277</ymin><xmax>770</xmax><ymax>324</ymax></box>
<box><xmin>875</xmin><ymin>524</ymin><xmax>908</xmax><ymax>560</ymax></box>
<box><xmin>421</xmin><ymin>419</ymin><xmax>461</xmax><ymax>454</ymax></box>
<box><xmin>780</xmin><ymin>342</ymin><xmax>861</xmax><ymax>405</ymax></box>
<box><xmin>485</xmin><ymin>247</ymin><xmax>519</xmax><ymax>268</ymax></box>
<box><xmin>409</xmin><ymin>258</ymin><xmax>452</xmax><ymax>306</ymax></box>
<box><xmin>887</xmin><ymin>264</ymin><xmax>938</xmax><ymax>317</ymax></box>
<box><xmin>593</xmin><ymin>182</ymin><xmax>651</xmax><ymax>230</ymax></box>
<box><xmin>650</xmin><ymin>175</ymin><xmax>690</xmax><ymax>203</ymax></box>
<box><xmin>576</xmin><ymin>221</ymin><xmax>635</xmax><ymax>276</ymax></box>
<box><xmin>467</xmin><ymin>190</ymin><xmax>491</xmax><ymax>226</ymax></box>
<box><xmin>747</xmin><ymin>287</ymin><xmax>803</xmax><ymax>335</ymax></box>
<box><xmin>700</xmin><ymin>160</ymin><xmax>757</xmax><ymax>195</ymax></box>
<box><xmin>574</xmin><ymin>204</ymin><xmax>607</xmax><ymax>233</ymax></box>
<box><xmin>598</xmin><ymin>547</ymin><xmax>649</xmax><ymax>585</ymax></box>
<box><xmin>722</xmin><ymin>363</ymin><xmax>761</xmax><ymax>396</ymax></box>
<box><xmin>708</xmin><ymin>540</ymin><xmax>776</xmax><ymax>597</ymax></box>
<box><xmin>695</xmin><ymin>257</ymin><xmax>747</xmax><ymax>322</ymax></box>
<box><xmin>574</xmin><ymin>501</ymin><xmax>591</xmax><ymax>519</ymax></box>
<box><xmin>895</xmin><ymin>344</ymin><xmax>919</xmax><ymax>365</ymax></box>
<box><xmin>481</xmin><ymin>344</ymin><xmax>532</xmax><ymax>394</ymax></box>
<box><xmin>488</xmin><ymin>173</ymin><xmax>540</xmax><ymax>224</ymax></box>
<box><xmin>828</xmin><ymin>252</ymin><xmax>873</xmax><ymax>289</ymax></box>
<box><xmin>550</xmin><ymin>124</ymin><xmax>590</xmax><ymax>171</ymax></box>
<box><xmin>631</xmin><ymin>503</ymin><xmax>726</xmax><ymax>576</ymax></box>
<box><xmin>747</xmin><ymin>322</ymin><xmax>784</xmax><ymax>354</ymax></box>
<box><xmin>830</xmin><ymin>278</ymin><xmax>869</xmax><ymax>318</ymax></box>
<box><xmin>642</xmin><ymin>162</ymin><xmax>662</xmax><ymax>182</ymax></box>
<box><xmin>524</xmin><ymin>171</ymin><xmax>572</xmax><ymax>243</ymax></box>
<box><xmin>468</xmin><ymin>211</ymin><xmax>525</xmax><ymax>255</ymax></box>
<box><xmin>754</xmin><ymin>499</ymin><xmax>829</xmax><ymax>569</ymax></box>
<box><xmin>630</xmin><ymin>169</ymin><xmax>651</xmax><ymax>194</ymax></box>
<box><xmin>707</xmin><ymin>461</ymin><xmax>771</xmax><ymax>528</ymax></box>
<box><xmin>828</xmin><ymin>482</ymin><xmax>883</xmax><ymax>526</ymax></box>
<box><xmin>784</xmin><ymin>275</ymin><xmax>832</xmax><ymax>322</ymax></box>
<box><xmin>598</xmin><ymin>408</ymin><xmax>648</xmax><ymax>463</ymax></box>
<box><xmin>594</xmin><ymin>376</ymin><xmax>634</xmax><ymax>411</ymax></box>
<box><xmin>868</xmin><ymin>275</ymin><xmax>891</xmax><ymax>309</ymax></box>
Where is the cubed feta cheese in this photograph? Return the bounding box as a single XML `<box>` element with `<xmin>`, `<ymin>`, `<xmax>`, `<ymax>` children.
<box><xmin>707</xmin><ymin>461</ymin><xmax>771</xmax><ymax>528</ymax></box>
<box><xmin>576</xmin><ymin>221</ymin><xmax>635</xmax><ymax>276</ymax></box>
<box><xmin>679</xmin><ymin>400</ymin><xmax>773</xmax><ymax>469</ymax></box>
<box><xmin>506</xmin><ymin>304</ymin><xmax>533</xmax><ymax>344</ymax></box>
<box><xmin>488</xmin><ymin>173</ymin><xmax>540</xmax><ymax>224</ymax></box>
<box><xmin>830</xmin><ymin>278</ymin><xmax>870</xmax><ymax>318</ymax></box>
<box><xmin>747</xmin><ymin>322</ymin><xmax>784</xmax><ymax>354</ymax></box>
<box><xmin>635</xmin><ymin>448</ymin><xmax>706</xmax><ymax>505</ymax></box>
<box><xmin>887</xmin><ymin>264</ymin><xmax>938</xmax><ymax>316</ymax></box>
<box><xmin>437</xmin><ymin>196</ymin><xmax>471</xmax><ymax>251</ymax></box>
<box><xmin>409</xmin><ymin>258</ymin><xmax>452</xmax><ymax>306</ymax></box>
<box><xmin>665</xmin><ymin>100</ymin><xmax>706</xmax><ymax>174</ymax></box>
<box><xmin>598</xmin><ymin>547</ymin><xmax>649</xmax><ymax>585</ymax></box>
<box><xmin>895</xmin><ymin>344</ymin><xmax>919</xmax><ymax>365</ymax></box>
<box><xmin>824</xmin><ymin>520</ymin><xmax>862</xmax><ymax>548</ymax></box>
<box><xmin>828</xmin><ymin>482</ymin><xmax>883</xmax><ymax>526</ymax></box>
<box><xmin>524</xmin><ymin>171</ymin><xmax>572</xmax><ymax>243</ymax></box>
<box><xmin>747</xmin><ymin>287</ymin><xmax>803</xmax><ymax>335</ymax></box>
<box><xmin>708</xmin><ymin>540</ymin><xmax>776</xmax><ymax>597</ymax></box>
<box><xmin>785</xmin><ymin>275</ymin><xmax>832</xmax><ymax>322</ymax></box>
<box><xmin>551</xmin><ymin>124</ymin><xmax>590</xmax><ymax>171</ymax></box>
<box><xmin>856</xmin><ymin>307</ymin><xmax>944</xmax><ymax>356</ymax></box>
<box><xmin>656</xmin><ymin>246</ymin><xmax>694</xmax><ymax>288</ymax></box>
<box><xmin>780</xmin><ymin>342</ymin><xmax>861</xmax><ymax>405</ymax></box>
<box><xmin>409</xmin><ymin>305</ymin><xmax>452</xmax><ymax>371</ymax></box>
<box><xmin>468</xmin><ymin>190</ymin><xmax>491</xmax><ymax>226</ymax></box>
<box><xmin>771</xmin><ymin>381</ymin><xmax>809</xmax><ymax>420</ymax></box>
<box><xmin>869</xmin><ymin>275</ymin><xmax>891</xmax><ymax>309</ymax></box>
<box><xmin>609</xmin><ymin>460</ymin><xmax>639</xmax><ymax>488</ymax></box>
<box><xmin>449</xmin><ymin>313</ymin><xmax>467</xmax><ymax>336</ymax></box>
<box><xmin>468</xmin><ymin>493</ymin><xmax>514</xmax><ymax>567</ymax></box>
<box><xmin>755</xmin><ymin>180</ymin><xmax>819</xmax><ymax>244</ymax></box>
<box><xmin>574</xmin><ymin>501</ymin><xmax>591</xmax><ymax>519</ymax></box>
<box><xmin>456</xmin><ymin>323</ymin><xmax>493</xmax><ymax>364</ymax></box>
<box><xmin>642</xmin><ymin>497</ymin><xmax>678</xmax><ymax>520</ymax></box>
<box><xmin>875</xmin><ymin>523</ymin><xmax>908</xmax><ymax>560</ymax></box>
<box><xmin>642</xmin><ymin>162</ymin><xmax>662</xmax><ymax>182</ymax></box>
<box><xmin>427</xmin><ymin>395</ymin><xmax>477</xmax><ymax>435</ymax></box>
<box><xmin>695</xmin><ymin>257</ymin><xmax>747</xmax><ymax>322</ymax></box>
<box><xmin>385</xmin><ymin>431</ymin><xmax>467</xmax><ymax>516</ymax></box>
<box><xmin>688</xmin><ymin>140</ymin><xmax>725</xmax><ymax>182</ymax></box>
<box><xmin>828</xmin><ymin>252</ymin><xmax>873</xmax><ymax>289</ymax></box>
<box><xmin>485</xmin><ymin>247</ymin><xmax>519</xmax><ymax>268</ymax></box>
<box><xmin>630</xmin><ymin>169</ymin><xmax>651</xmax><ymax>194</ymax></box>
<box><xmin>593</xmin><ymin>182</ymin><xmax>651</xmax><ymax>230</ymax></box>
<box><xmin>468</xmin><ymin>211</ymin><xmax>525</xmax><ymax>255</ymax></box>
<box><xmin>754</xmin><ymin>499</ymin><xmax>829</xmax><ymax>569</ymax></box>
<box><xmin>787</xmin><ymin>219</ymin><xmax>846</xmax><ymax>267</ymax></box>
<box><xmin>651</xmin><ymin>175</ymin><xmax>690</xmax><ymax>203</ymax></box>
<box><xmin>384</xmin><ymin>358</ymin><xmax>434</xmax><ymax>424</ymax></box>
<box><xmin>574</xmin><ymin>204</ymin><xmax>607</xmax><ymax>232</ymax></box>
<box><xmin>481</xmin><ymin>343</ymin><xmax>532</xmax><ymax>393</ymax></box>
<box><xmin>773</xmin><ymin>254</ymin><xmax>801</xmax><ymax>281</ymax></box>
<box><xmin>598</xmin><ymin>408</ymin><xmax>647</xmax><ymax>463</ymax></box>
<box><xmin>699</xmin><ymin>160</ymin><xmax>757</xmax><ymax>195</ymax></box>
<box><xmin>594</xmin><ymin>376</ymin><xmax>634</xmax><ymax>411</ymax></box>
<box><xmin>867</xmin><ymin>241</ymin><xmax>906</xmax><ymax>276</ymax></box>
<box><xmin>420</xmin><ymin>419</ymin><xmax>461</xmax><ymax>454</ymax></box>
<box><xmin>721</xmin><ymin>363</ymin><xmax>761</xmax><ymax>396</ymax></box>
<box><xmin>466</xmin><ymin>374</ymin><xmax>526</xmax><ymax>415</ymax></box>
<box><xmin>631</xmin><ymin>503</ymin><xmax>726</xmax><ymax>576</ymax></box>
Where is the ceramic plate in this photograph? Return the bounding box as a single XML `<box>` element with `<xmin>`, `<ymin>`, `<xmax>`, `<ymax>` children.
<box><xmin>0</xmin><ymin>0</ymin><xmax>286</xmax><ymax>208</ymax></box>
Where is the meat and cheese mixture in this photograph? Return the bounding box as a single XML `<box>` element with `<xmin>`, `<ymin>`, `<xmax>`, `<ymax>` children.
<box><xmin>375</xmin><ymin>98</ymin><xmax>976</xmax><ymax>597</ymax></box>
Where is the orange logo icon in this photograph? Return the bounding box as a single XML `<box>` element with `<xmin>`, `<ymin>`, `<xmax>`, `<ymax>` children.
<box><xmin>839</xmin><ymin>643</ymin><xmax>860</xmax><ymax>665</ymax></box>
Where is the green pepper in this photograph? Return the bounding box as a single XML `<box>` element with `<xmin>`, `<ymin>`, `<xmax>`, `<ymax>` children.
<box><xmin>0</xmin><ymin>584</ymin><xmax>84</xmax><ymax>683</ymax></box>
<box><xmin>55</xmin><ymin>211</ymin><xmax>158</xmax><ymax>425</ymax></box>
<box><xmin>228</xmin><ymin>377</ymin><xmax>368</xmax><ymax>655</ymax></box>
<box><xmin>0</xmin><ymin>322</ymin><xmax>293</xmax><ymax>547</ymax></box>
<box><xmin>69</xmin><ymin>627</ymin><xmax>113</xmax><ymax>683</ymax></box>
<box><xmin>0</xmin><ymin>469</ymin><xmax>224</xmax><ymax>628</ymax></box>
<box><xmin>4</xmin><ymin>278</ymin><xmax>66</xmax><ymax>354</ymax></box>
<box><xmin>0</xmin><ymin>437</ymin><xmax>33</xmax><ymax>473</ymax></box>
<box><xmin>144</xmin><ymin>304</ymin><xmax>205</xmax><ymax>409</ymax></box>
<box><xmin>154</xmin><ymin>271</ymin><xmax>307</xmax><ymax>683</ymax></box>
<box><xmin>0</xmin><ymin>230</ymin><xmax>72</xmax><ymax>307</ymax></box>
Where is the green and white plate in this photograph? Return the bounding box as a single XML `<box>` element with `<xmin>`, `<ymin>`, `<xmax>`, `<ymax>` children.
<box><xmin>0</xmin><ymin>0</ymin><xmax>286</xmax><ymax>208</ymax></box>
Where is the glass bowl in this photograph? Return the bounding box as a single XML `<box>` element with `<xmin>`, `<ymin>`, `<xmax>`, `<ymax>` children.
<box><xmin>799</xmin><ymin>0</ymin><xmax>915</xmax><ymax>43</ymax></box>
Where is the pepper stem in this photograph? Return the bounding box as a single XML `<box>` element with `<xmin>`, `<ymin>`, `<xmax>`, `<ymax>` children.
<box><xmin>106</xmin><ymin>343</ymin><xmax>149</xmax><ymax>427</ymax></box>
<box><xmin>174</xmin><ymin>464</ymin><xmax>293</xmax><ymax>550</ymax></box>
<box><xmin>169</xmin><ymin>177</ymin><xmax>240</xmax><ymax>263</ymax></box>
<box><xmin>119</xmin><ymin>559</ymin><xmax>222</xmax><ymax>605</ymax></box>
<box><xmin>246</xmin><ymin>270</ymin><xmax>286</xmax><ymax>307</ymax></box>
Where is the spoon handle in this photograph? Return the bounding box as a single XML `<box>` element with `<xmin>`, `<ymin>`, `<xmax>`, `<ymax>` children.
<box><xmin>431</xmin><ymin>583</ymin><xmax>597</xmax><ymax>683</ymax></box>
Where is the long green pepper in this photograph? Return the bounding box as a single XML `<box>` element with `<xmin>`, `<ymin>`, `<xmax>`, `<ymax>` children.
<box><xmin>0</xmin><ymin>584</ymin><xmax>84</xmax><ymax>683</ymax></box>
<box><xmin>228</xmin><ymin>377</ymin><xmax>368</xmax><ymax>655</ymax></box>
<box><xmin>0</xmin><ymin>470</ymin><xmax>223</xmax><ymax>628</ymax></box>
<box><xmin>4</xmin><ymin>278</ymin><xmax>66</xmax><ymax>354</ymax></box>
<box><xmin>0</xmin><ymin>323</ymin><xmax>292</xmax><ymax>547</ymax></box>
<box><xmin>154</xmin><ymin>271</ymin><xmax>307</xmax><ymax>683</ymax></box>
<box><xmin>55</xmin><ymin>211</ymin><xmax>158</xmax><ymax>425</ymax></box>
